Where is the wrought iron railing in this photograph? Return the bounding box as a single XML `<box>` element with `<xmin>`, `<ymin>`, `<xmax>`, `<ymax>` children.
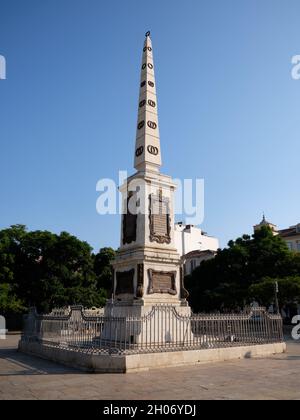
<box><xmin>21</xmin><ymin>305</ymin><xmax>283</xmax><ymax>355</ymax></box>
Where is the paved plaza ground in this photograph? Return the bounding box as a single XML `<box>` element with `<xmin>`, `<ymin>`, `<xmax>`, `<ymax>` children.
<box><xmin>0</xmin><ymin>334</ymin><xmax>300</xmax><ymax>400</ymax></box>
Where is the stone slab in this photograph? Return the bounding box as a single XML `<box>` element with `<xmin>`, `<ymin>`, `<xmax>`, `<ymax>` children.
<box><xmin>18</xmin><ymin>340</ymin><xmax>286</xmax><ymax>373</ymax></box>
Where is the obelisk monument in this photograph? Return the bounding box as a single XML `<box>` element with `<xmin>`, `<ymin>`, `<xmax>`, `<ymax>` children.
<box><xmin>107</xmin><ymin>32</ymin><xmax>189</xmax><ymax>321</ymax></box>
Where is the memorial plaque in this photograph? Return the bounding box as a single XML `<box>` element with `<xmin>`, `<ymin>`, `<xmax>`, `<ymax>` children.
<box><xmin>148</xmin><ymin>269</ymin><xmax>177</xmax><ymax>295</ymax></box>
<box><xmin>115</xmin><ymin>269</ymin><xmax>134</xmax><ymax>295</ymax></box>
<box><xmin>149</xmin><ymin>193</ymin><xmax>171</xmax><ymax>244</ymax></box>
<box><xmin>123</xmin><ymin>194</ymin><xmax>137</xmax><ymax>245</ymax></box>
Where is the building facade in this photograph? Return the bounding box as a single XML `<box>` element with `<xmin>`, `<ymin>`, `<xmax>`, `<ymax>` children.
<box><xmin>174</xmin><ymin>223</ymin><xmax>219</xmax><ymax>275</ymax></box>
<box><xmin>254</xmin><ymin>215</ymin><xmax>300</xmax><ymax>252</ymax></box>
<box><xmin>181</xmin><ymin>249</ymin><xmax>217</xmax><ymax>276</ymax></box>
<box><xmin>279</xmin><ymin>224</ymin><xmax>300</xmax><ymax>252</ymax></box>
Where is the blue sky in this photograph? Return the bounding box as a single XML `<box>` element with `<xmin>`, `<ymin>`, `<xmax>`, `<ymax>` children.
<box><xmin>0</xmin><ymin>0</ymin><xmax>299</xmax><ymax>251</ymax></box>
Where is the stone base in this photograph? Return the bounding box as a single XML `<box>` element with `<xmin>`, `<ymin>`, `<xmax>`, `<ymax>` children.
<box><xmin>101</xmin><ymin>302</ymin><xmax>191</xmax><ymax>343</ymax></box>
<box><xmin>104</xmin><ymin>300</ymin><xmax>190</xmax><ymax>317</ymax></box>
<box><xmin>18</xmin><ymin>340</ymin><xmax>286</xmax><ymax>373</ymax></box>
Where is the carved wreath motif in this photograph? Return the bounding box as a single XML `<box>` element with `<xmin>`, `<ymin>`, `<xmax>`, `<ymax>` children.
<box><xmin>138</xmin><ymin>121</ymin><xmax>145</xmax><ymax>130</ymax></box>
<box><xmin>147</xmin><ymin>145</ymin><xmax>158</xmax><ymax>156</ymax></box>
<box><xmin>135</xmin><ymin>146</ymin><xmax>144</xmax><ymax>157</ymax></box>
<box><xmin>148</xmin><ymin>99</ymin><xmax>156</xmax><ymax>107</ymax></box>
<box><xmin>147</xmin><ymin>121</ymin><xmax>157</xmax><ymax>129</ymax></box>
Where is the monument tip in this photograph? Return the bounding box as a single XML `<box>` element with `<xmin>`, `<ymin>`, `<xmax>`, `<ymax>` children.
<box><xmin>145</xmin><ymin>31</ymin><xmax>151</xmax><ymax>37</ymax></box>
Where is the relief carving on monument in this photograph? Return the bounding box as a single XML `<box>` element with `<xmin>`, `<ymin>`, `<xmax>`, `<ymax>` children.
<box><xmin>115</xmin><ymin>269</ymin><xmax>135</xmax><ymax>296</ymax></box>
<box><xmin>149</xmin><ymin>192</ymin><xmax>171</xmax><ymax>244</ymax></box>
<box><xmin>180</xmin><ymin>266</ymin><xmax>189</xmax><ymax>300</ymax></box>
<box><xmin>148</xmin><ymin>269</ymin><xmax>177</xmax><ymax>295</ymax></box>
<box><xmin>123</xmin><ymin>192</ymin><xmax>137</xmax><ymax>245</ymax></box>
<box><xmin>136</xmin><ymin>263</ymin><xmax>144</xmax><ymax>298</ymax></box>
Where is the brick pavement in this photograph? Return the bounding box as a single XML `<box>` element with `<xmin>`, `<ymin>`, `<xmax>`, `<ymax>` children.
<box><xmin>0</xmin><ymin>334</ymin><xmax>299</xmax><ymax>400</ymax></box>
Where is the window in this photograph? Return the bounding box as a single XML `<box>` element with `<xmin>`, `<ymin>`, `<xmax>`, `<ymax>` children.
<box><xmin>287</xmin><ymin>242</ymin><xmax>293</xmax><ymax>251</ymax></box>
<box><xmin>297</xmin><ymin>242</ymin><xmax>300</xmax><ymax>252</ymax></box>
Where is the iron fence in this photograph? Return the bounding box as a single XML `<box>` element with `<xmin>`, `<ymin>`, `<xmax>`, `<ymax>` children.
<box><xmin>21</xmin><ymin>305</ymin><xmax>283</xmax><ymax>355</ymax></box>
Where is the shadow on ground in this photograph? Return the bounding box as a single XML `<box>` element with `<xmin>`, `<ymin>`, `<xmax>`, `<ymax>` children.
<box><xmin>0</xmin><ymin>347</ymin><xmax>82</xmax><ymax>376</ymax></box>
<box><xmin>1</xmin><ymin>335</ymin><xmax>300</xmax><ymax>378</ymax></box>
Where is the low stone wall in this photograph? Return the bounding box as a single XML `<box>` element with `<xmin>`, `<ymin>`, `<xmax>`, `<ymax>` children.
<box><xmin>125</xmin><ymin>342</ymin><xmax>286</xmax><ymax>372</ymax></box>
<box><xmin>18</xmin><ymin>340</ymin><xmax>286</xmax><ymax>373</ymax></box>
<box><xmin>19</xmin><ymin>340</ymin><xmax>126</xmax><ymax>373</ymax></box>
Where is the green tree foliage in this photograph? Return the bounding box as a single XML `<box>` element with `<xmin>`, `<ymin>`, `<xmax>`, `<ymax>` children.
<box><xmin>94</xmin><ymin>247</ymin><xmax>115</xmax><ymax>292</ymax></box>
<box><xmin>0</xmin><ymin>283</ymin><xmax>25</xmax><ymax>313</ymax></box>
<box><xmin>186</xmin><ymin>226</ymin><xmax>300</xmax><ymax>312</ymax></box>
<box><xmin>250</xmin><ymin>276</ymin><xmax>300</xmax><ymax>308</ymax></box>
<box><xmin>0</xmin><ymin>225</ymin><xmax>112</xmax><ymax>313</ymax></box>
<box><xmin>0</xmin><ymin>224</ymin><xmax>27</xmax><ymax>284</ymax></box>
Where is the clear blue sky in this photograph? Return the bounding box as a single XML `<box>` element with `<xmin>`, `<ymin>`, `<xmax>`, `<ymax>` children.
<box><xmin>0</xmin><ymin>0</ymin><xmax>299</xmax><ymax>251</ymax></box>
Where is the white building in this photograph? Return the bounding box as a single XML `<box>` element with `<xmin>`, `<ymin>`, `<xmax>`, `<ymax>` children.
<box><xmin>174</xmin><ymin>223</ymin><xmax>219</xmax><ymax>275</ymax></box>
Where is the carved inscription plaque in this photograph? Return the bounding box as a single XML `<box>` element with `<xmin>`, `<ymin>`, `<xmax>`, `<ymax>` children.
<box><xmin>149</xmin><ymin>193</ymin><xmax>171</xmax><ymax>244</ymax></box>
<box><xmin>152</xmin><ymin>200</ymin><xmax>168</xmax><ymax>236</ymax></box>
<box><xmin>123</xmin><ymin>194</ymin><xmax>137</xmax><ymax>245</ymax></box>
<box><xmin>115</xmin><ymin>269</ymin><xmax>134</xmax><ymax>295</ymax></box>
<box><xmin>148</xmin><ymin>269</ymin><xmax>177</xmax><ymax>295</ymax></box>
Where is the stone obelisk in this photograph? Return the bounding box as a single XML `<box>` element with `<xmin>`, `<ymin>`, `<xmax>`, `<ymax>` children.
<box><xmin>108</xmin><ymin>32</ymin><xmax>189</xmax><ymax>319</ymax></box>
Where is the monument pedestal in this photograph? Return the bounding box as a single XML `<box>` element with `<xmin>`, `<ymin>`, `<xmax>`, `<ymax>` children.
<box><xmin>19</xmin><ymin>339</ymin><xmax>287</xmax><ymax>373</ymax></box>
<box><xmin>102</xmin><ymin>300</ymin><xmax>192</xmax><ymax>346</ymax></box>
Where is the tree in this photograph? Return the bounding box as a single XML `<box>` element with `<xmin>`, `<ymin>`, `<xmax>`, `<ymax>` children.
<box><xmin>0</xmin><ymin>224</ymin><xmax>27</xmax><ymax>285</ymax></box>
<box><xmin>0</xmin><ymin>283</ymin><xmax>25</xmax><ymax>314</ymax></box>
<box><xmin>94</xmin><ymin>247</ymin><xmax>115</xmax><ymax>293</ymax></box>
<box><xmin>0</xmin><ymin>225</ymin><xmax>109</xmax><ymax>314</ymax></box>
<box><xmin>250</xmin><ymin>276</ymin><xmax>300</xmax><ymax>309</ymax></box>
<box><xmin>186</xmin><ymin>226</ymin><xmax>300</xmax><ymax>312</ymax></box>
